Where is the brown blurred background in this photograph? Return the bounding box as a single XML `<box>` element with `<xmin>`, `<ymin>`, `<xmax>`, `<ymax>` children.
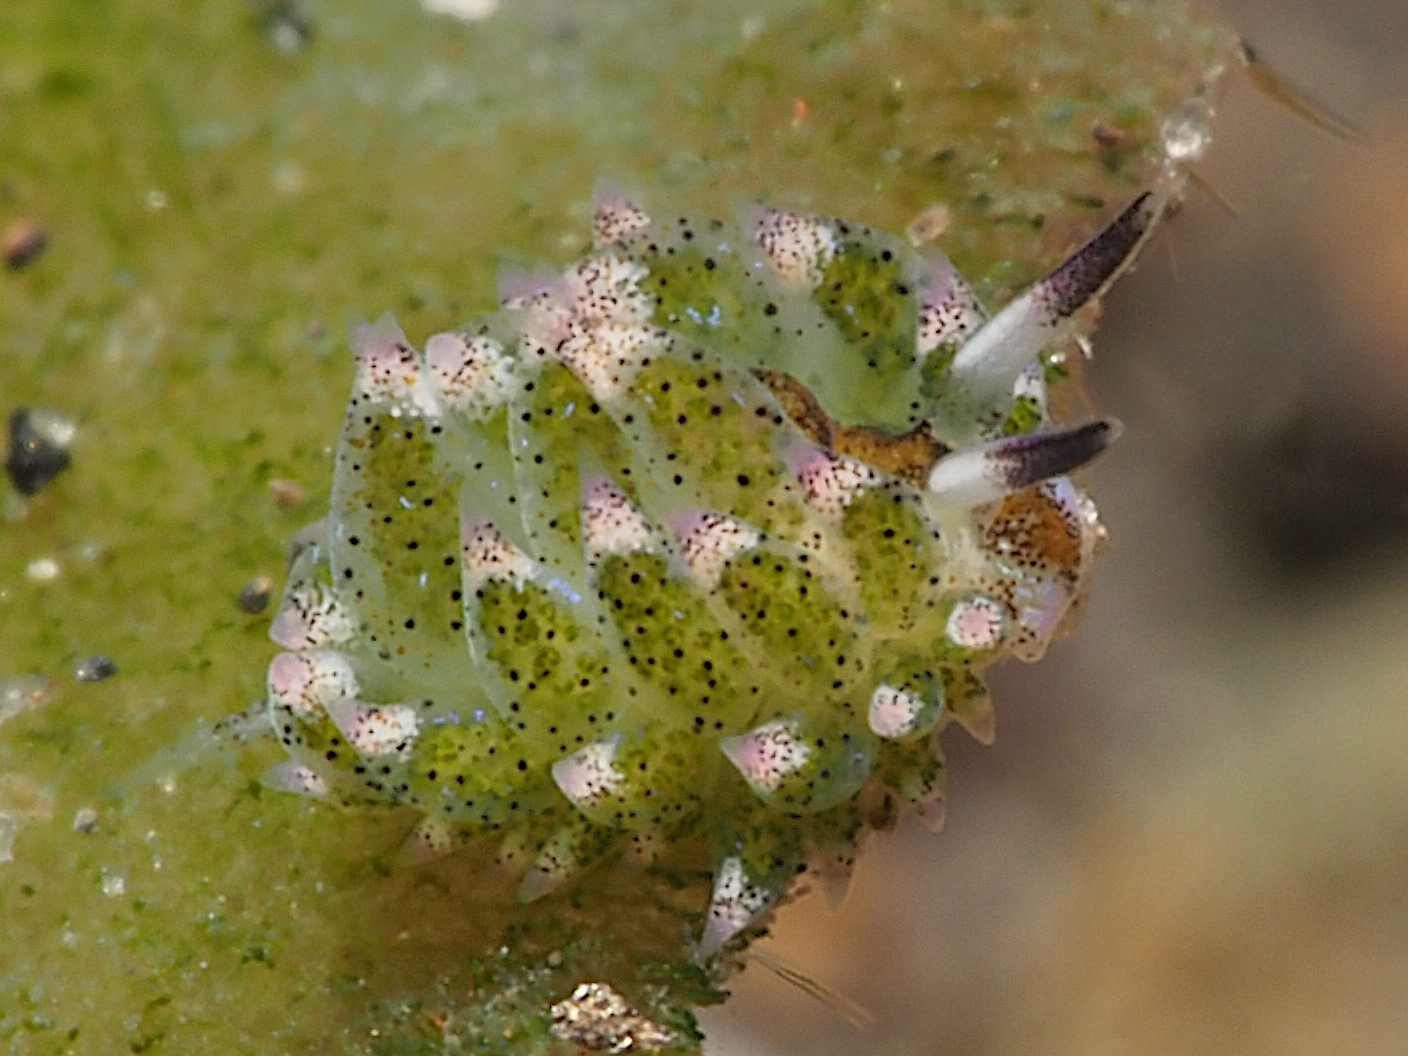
<box><xmin>703</xmin><ymin>1</ymin><xmax>1408</xmax><ymax>1052</ymax></box>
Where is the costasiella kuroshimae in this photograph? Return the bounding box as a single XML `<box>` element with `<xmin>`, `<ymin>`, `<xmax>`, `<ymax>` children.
<box><xmin>253</xmin><ymin>156</ymin><xmax>1188</xmax><ymax>964</ymax></box>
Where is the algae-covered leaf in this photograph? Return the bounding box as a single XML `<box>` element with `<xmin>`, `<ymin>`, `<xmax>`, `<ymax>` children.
<box><xmin>0</xmin><ymin>0</ymin><xmax>1232</xmax><ymax>1051</ymax></box>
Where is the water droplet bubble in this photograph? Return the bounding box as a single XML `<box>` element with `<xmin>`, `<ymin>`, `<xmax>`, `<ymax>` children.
<box><xmin>1161</xmin><ymin>98</ymin><xmax>1215</xmax><ymax>166</ymax></box>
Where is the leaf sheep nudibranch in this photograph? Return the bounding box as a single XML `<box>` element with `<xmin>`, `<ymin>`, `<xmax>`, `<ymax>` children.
<box><xmin>260</xmin><ymin>179</ymin><xmax>1164</xmax><ymax>957</ymax></box>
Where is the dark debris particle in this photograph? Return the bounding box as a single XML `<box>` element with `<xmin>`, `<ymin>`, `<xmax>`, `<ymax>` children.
<box><xmin>237</xmin><ymin>574</ymin><xmax>275</xmax><ymax>614</ymax></box>
<box><xmin>3</xmin><ymin>219</ymin><xmax>49</xmax><ymax>270</ymax></box>
<box><xmin>1091</xmin><ymin>120</ymin><xmax>1126</xmax><ymax>147</ymax></box>
<box><xmin>5</xmin><ymin>408</ymin><xmax>75</xmax><ymax>495</ymax></box>
<box><xmin>74</xmin><ymin>655</ymin><xmax>118</xmax><ymax>683</ymax></box>
<box><xmin>268</xmin><ymin>478</ymin><xmax>306</xmax><ymax>508</ymax></box>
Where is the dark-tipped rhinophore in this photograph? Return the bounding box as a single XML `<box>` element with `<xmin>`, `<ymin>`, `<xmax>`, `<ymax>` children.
<box><xmin>927</xmin><ymin>418</ymin><xmax>1122</xmax><ymax>508</ymax></box>
<box><xmin>948</xmin><ymin>194</ymin><xmax>1160</xmax><ymax>407</ymax></box>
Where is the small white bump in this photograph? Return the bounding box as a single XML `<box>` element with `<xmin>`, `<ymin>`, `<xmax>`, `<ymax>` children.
<box><xmin>353</xmin><ymin>314</ymin><xmax>438</xmax><ymax>416</ymax></box>
<box><xmin>719</xmin><ymin>718</ymin><xmax>811</xmax><ymax>794</ymax></box>
<box><xmin>592</xmin><ymin>185</ymin><xmax>652</xmax><ymax>248</ymax></box>
<box><xmin>553</xmin><ymin>320</ymin><xmax>664</xmax><ymax>402</ymax></box>
<box><xmin>269</xmin><ymin>583</ymin><xmax>358</xmax><ymax>650</ymax></box>
<box><xmin>461</xmin><ymin>520</ymin><xmax>536</xmax><ymax>590</ymax></box>
<box><xmin>581</xmin><ymin>478</ymin><xmax>654</xmax><ymax>563</ymax></box>
<box><xmin>561</xmin><ymin>255</ymin><xmax>654</xmax><ymax>328</ymax></box>
<box><xmin>916</xmin><ymin>258</ymin><xmax>987</xmax><ymax>356</ymax></box>
<box><xmin>752</xmin><ymin>208</ymin><xmax>837</xmax><ymax>286</ymax></box>
<box><xmin>425</xmin><ymin>332</ymin><xmax>515</xmax><ymax>415</ymax></box>
<box><xmin>328</xmin><ymin>702</ymin><xmax>420</xmax><ymax>758</ymax></box>
<box><xmin>511</xmin><ymin>253</ymin><xmax>661</xmax><ymax>401</ymax></box>
<box><xmin>551</xmin><ymin>738</ymin><xmax>626</xmax><ymax>809</ymax></box>
<box><xmin>794</xmin><ymin>449</ymin><xmax>877</xmax><ymax>517</ymax></box>
<box><xmin>945</xmin><ymin>595</ymin><xmax>1007</xmax><ymax>650</ymax></box>
<box><xmin>674</xmin><ymin>512</ymin><xmax>760</xmax><ymax>586</ymax></box>
<box><xmin>698</xmin><ymin>856</ymin><xmax>772</xmax><ymax>957</ymax></box>
<box><xmin>867</xmin><ymin>683</ymin><xmax>925</xmax><ymax>739</ymax></box>
<box><xmin>266</xmin><ymin>650</ymin><xmax>359</xmax><ymax>721</ymax></box>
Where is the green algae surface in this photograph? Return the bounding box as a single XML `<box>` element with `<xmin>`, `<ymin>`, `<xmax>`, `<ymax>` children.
<box><xmin>0</xmin><ymin>0</ymin><xmax>1231</xmax><ymax>1051</ymax></box>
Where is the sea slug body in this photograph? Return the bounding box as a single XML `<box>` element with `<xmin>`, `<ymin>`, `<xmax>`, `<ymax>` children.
<box><xmin>259</xmin><ymin>179</ymin><xmax>1162</xmax><ymax>955</ymax></box>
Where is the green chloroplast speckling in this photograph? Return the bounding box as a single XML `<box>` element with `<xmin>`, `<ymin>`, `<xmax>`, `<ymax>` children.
<box><xmin>259</xmin><ymin>162</ymin><xmax>1194</xmax><ymax>965</ymax></box>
